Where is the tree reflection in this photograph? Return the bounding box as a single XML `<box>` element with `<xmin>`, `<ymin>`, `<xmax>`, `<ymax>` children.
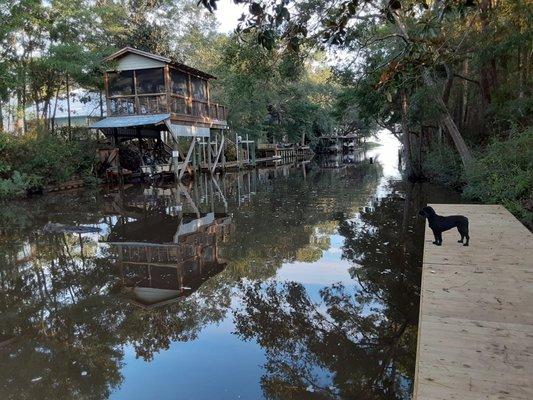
<box><xmin>0</xmin><ymin>195</ymin><xmax>232</xmax><ymax>399</ymax></box>
<box><xmin>223</xmin><ymin>163</ymin><xmax>382</xmax><ymax>280</ymax></box>
<box><xmin>0</xmin><ymin>162</ymin><xmax>386</xmax><ymax>400</ymax></box>
<box><xmin>234</xmin><ymin>181</ymin><xmax>425</xmax><ymax>400</ymax></box>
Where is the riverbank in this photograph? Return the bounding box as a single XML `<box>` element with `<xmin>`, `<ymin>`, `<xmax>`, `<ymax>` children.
<box><xmin>0</xmin><ymin>130</ymin><xmax>98</xmax><ymax>199</ymax></box>
<box><xmin>422</xmin><ymin>127</ymin><xmax>532</xmax><ymax>229</ymax></box>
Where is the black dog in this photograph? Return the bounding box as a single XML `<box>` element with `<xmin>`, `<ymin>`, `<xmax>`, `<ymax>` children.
<box><xmin>419</xmin><ymin>206</ymin><xmax>469</xmax><ymax>246</ymax></box>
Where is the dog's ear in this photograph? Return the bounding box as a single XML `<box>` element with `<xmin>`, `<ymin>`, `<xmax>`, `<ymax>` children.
<box><xmin>425</xmin><ymin>206</ymin><xmax>436</xmax><ymax>215</ymax></box>
<box><xmin>418</xmin><ymin>209</ymin><xmax>426</xmax><ymax>216</ymax></box>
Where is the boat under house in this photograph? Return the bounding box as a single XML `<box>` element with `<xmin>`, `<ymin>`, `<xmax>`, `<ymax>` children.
<box><xmin>90</xmin><ymin>47</ymin><xmax>229</xmax><ymax>179</ymax></box>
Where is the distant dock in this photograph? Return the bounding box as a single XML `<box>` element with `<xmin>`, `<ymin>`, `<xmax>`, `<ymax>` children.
<box><xmin>414</xmin><ymin>204</ymin><xmax>533</xmax><ymax>399</ymax></box>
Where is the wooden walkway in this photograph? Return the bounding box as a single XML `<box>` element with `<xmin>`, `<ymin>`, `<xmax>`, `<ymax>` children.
<box><xmin>414</xmin><ymin>204</ymin><xmax>533</xmax><ymax>400</ymax></box>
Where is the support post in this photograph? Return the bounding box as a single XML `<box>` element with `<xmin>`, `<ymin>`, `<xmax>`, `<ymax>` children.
<box><xmin>211</xmin><ymin>135</ymin><xmax>225</xmax><ymax>174</ymax></box>
<box><xmin>246</xmin><ymin>134</ymin><xmax>250</xmax><ymax>164</ymax></box>
<box><xmin>202</xmin><ymin>137</ymin><xmax>207</xmax><ymax>171</ymax></box>
<box><xmin>214</xmin><ymin>130</ymin><xmax>219</xmax><ymax>159</ymax></box>
<box><xmin>221</xmin><ymin>131</ymin><xmax>226</xmax><ymax>169</ymax></box>
<box><xmin>179</xmin><ymin>138</ymin><xmax>196</xmax><ymax>180</ymax></box>
<box><xmin>207</xmin><ymin>135</ymin><xmax>212</xmax><ymax>172</ymax></box>
<box><xmin>251</xmin><ymin>142</ymin><xmax>256</xmax><ymax>166</ymax></box>
<box><xmin>235</xmin><ymin>132</ymin><xmax>239</xmax><ymax>169</ymax></box>
<box><xmin>136</xmin><ymin>127</ymin><xmax>143</xmax><ymax>166</ymax></box>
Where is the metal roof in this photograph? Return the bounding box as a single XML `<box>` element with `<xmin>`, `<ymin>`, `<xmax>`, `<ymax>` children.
<box><xmin>103</xmin><ymin>47</ymin><xmax>217</xmax><ymax>80</ymax></box>
<box><xmin>103</xmin><ymin>47</ymin><xmax>171</xmax><ymax>63</ymax></box>
<box><xmin>89</xmin><ymin>114</ymin><xmax>170</xmax><ymax>129</ymax></box>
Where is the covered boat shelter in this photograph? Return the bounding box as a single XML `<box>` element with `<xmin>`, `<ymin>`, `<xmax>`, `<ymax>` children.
<box><xmin>90</xmin><ymin>113</ymin><xmax>209</xmax><ymax>179</ymax></box>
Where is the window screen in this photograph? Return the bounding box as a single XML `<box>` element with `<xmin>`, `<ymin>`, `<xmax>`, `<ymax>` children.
<box><xmin>191</xmin><ymin>77</ymin><xmax>207</xmax><ymax>100</ymax></box>
<box><xmin>108</xmin><ymin>71</ymin><xmax>134</xmax><ymax>96</ymax></box>
<box><xmin>171</xmin><ymin>70</ymin><xmax>189</xmax><ymax>97</ymax></box>
<box><xmin>135</xmin><ymin>68</ymin><xmax>165</xmax><ymax>94</ymax></box>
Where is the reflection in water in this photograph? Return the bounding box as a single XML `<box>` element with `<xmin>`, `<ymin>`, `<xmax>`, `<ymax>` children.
<box><xmin>0</xmin><ymin>138</ymin><xmax>462</xmax><ymax>400</ymax></box>
<box><xmin>234</xmin><ymin>185</ymin><xmax>425</xmax><ymax>399</ymax></box>
<box><xmin>106</xmin><ymin>193</ymin><xmax>233</xmax><ymax>308</ymax></box>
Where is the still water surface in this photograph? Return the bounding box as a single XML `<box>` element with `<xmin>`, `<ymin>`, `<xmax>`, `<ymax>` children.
<box><xmin>0</xmin><ymin>136</ymin><xmax>461</xmax><ymax>399</ymax></box>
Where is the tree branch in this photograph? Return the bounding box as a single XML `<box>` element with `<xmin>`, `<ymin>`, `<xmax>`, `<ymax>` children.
<box><xmin>453</xmin><ymin>73</ymin><xmax>480</xmax><ymax>85</ymax></box>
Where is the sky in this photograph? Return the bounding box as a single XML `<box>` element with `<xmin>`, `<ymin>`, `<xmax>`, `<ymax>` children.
<box><xmin>212</xmin><ymin>1</ymin><xmax>350</xmax><ymax>68</ymax></box>
<box><xmin>213</xmin><ymin>0</ymin><xmax>246</xmax><ymax>33</ymax></box>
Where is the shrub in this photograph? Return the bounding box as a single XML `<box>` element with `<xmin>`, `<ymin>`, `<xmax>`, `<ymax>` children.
<box><xmin>0</xmin><ymin>130</ymin><xmax>98</xmax><ymax>200</ymax></box>
<box><xmin>463</xmin><ymin>127</ymin><xmax>533</xmax><ymax>225</ymax></box>
<box><xmin>16</xmin><ymin>134</ymin><xmax>97</xmax><ymax>184</ymax></box>
<box><xmin>422</xmin><ymin>144</ymin><xmax>464</xmax><ymax>189</ymax></box>
<box><xmin>0</xmin><ymin>171</ymin><xmax>33</xmax><ymax>198</ymax></box>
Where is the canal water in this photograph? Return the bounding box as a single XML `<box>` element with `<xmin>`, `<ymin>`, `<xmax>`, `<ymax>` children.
<box><xmin>0</xmin><ymin>134</ymin><xmax>462</xmax><ymax>400</ymax></box>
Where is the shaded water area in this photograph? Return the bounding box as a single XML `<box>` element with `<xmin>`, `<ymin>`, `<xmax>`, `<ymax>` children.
<box><xmin>0</xmin><ymin>137</ymin><xmax>462</xmax><ymax>400</ymax></box>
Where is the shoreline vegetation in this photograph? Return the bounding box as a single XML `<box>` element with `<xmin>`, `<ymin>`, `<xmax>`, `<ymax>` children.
<box><xmin>0</xmin><ymin>0</ymin><xmax>531</xmax><ymax>228</ymax></box>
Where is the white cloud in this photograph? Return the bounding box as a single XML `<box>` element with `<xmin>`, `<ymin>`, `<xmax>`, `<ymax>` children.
<box><xmin>214</xmin><ymin>0</ymin><xmax>246</xmax><ymax>33</ymax></box>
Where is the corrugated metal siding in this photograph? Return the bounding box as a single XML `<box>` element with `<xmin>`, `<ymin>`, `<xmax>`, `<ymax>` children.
<box><xmin>89</xmin><ymin>114</ymin><xmax>170</xmax><ymax>128</ymax></box>
<box><xmin>169</xmin><ymin>123</ymin><xmax>210</xmax><ymax>138</ymax></box>
<box><xmin>117</xmin><ymin>54</ymin><xmax>166</xmax><ymax>71</ymax></box>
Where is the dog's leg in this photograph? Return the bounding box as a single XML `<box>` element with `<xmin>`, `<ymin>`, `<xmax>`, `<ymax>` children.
<box><xmin>432</xmin><ymin>230</ymin><xmax>442</xmax><ymax>246</ymax></box>
<box><xmin>457</xmin><ymin>227</ymin><xmax>464</xmax><ymax>243</ymax></box>
<box><xmin>461</xmin><ymin>221</ymin><xmax>469</xmax><ymax>246</ymax></box>
<box><xmin>432</xmin><ymin>229</ymin><xmax>439</xmax><ymax>245</ymax></box>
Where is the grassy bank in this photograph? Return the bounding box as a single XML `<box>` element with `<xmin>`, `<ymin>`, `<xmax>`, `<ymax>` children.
<box><xmin>423</xmin><ymin>127</ymin><xmax>533</xmax><ymax>227</ymax></box>
<box><xmin>0</xmin><ymin>129</ymin><xmax>98</xmax><ymax>200</ymax></box>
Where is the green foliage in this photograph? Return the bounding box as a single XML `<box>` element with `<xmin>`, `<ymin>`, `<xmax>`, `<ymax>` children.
<box><xmin>464</xmin><ymin>128</ymin><xmax>533</xmax><ymax>224</ymax></box>
<box><xmin>422</xmin><ymin>128</ymin><xmax>533</xmax><ymax>225</ymax></box>
<box><xmin>19</xmin><ymin>134</ymin><xmax>96</xmax><ymax>184</ymax></box>
<box><xmin>0</xmin><ymin>130</ymin><xmax>97</xmax><ymax>199</ymax></box>
<box><xmin>0</xmin><ymin>171</ymin><xmax>33</xmax><ymax>199</ymax></box>
<box><xmin>422</xmin><ymin>144</ymin><xmax>464</xmax><ymax>189</ymax></box>
<box><xmin>210</xmin><ymin>35</ymin><xmax>337</xmax><ymax>144</ymax></box>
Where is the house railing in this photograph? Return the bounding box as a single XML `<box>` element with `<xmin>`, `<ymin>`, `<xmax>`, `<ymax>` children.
<box><xmin>109</xmin><ymin>94</ymin><xmax>228</xmax><ymax>122</ymax></box>
<box><xmin>209</xmin><ymin>103</ymin><xmax>228</xmax><ymax>121</ymax></box>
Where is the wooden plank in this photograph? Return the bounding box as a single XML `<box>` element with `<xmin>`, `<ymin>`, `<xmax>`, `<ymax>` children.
<box><xmin>414</xmin><ymin>204</ymin><xmax>533</xmax><ymax>400</ymax></box>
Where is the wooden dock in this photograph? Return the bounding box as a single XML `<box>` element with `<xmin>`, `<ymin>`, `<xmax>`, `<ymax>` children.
<box><xmin>414</xmin><ymin>204</ymin><xmax>533</xmax><ymax>400</ymax></box>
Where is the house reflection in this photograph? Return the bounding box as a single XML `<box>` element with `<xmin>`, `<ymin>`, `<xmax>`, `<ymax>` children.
<box><xmin>106</xmin><ymin>186</ymin><xmax>233</xmax><ymax>308</ymax></box>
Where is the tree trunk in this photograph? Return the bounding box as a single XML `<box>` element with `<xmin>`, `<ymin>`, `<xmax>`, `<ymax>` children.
<box><xmin>392</xmin><ymin>8</ymin><xmax>473</xmax><ymax>167</ymax></box>
<box><xmin>15</xmin><ymin>90</ymin><xmax>25</xmax><ymax>135</ymax></box>
<box><xmin>42</xmin><ymin>99</ymin><xmax>50</xmax><ymax>133</ymax></box>
<box><xmin>66</xmin><ymin>74</ymin><xmax>72</xmax><ymax>134</ymax></box>
<box><xmin>400</xmin><ymin>91</ymin><xmax>415</xmax><ymax>178</ymax></box>
<box><xmin>35</xmin><ymin>99</ymin><xmax>40</xmax><ymax>121</ymax></box>
<box><xmin>422</xmin><ymin>72</ymin><xmax>473</xmax><ymax>166</ymax></box>
<box><xmin>442</xmin><ymin>64</ymin><xmax>454</xmax><ymax>106</ymax></box>
<box><xmin>51</xmin><ymin>85</ymin><xmax>60</xmax><ymax>133</ymax></box>
<box><xmin>479</xmin><ymin>0</ymin><xmax>497</xmax><ymax>105</ymax></box>
<box><xmin>461</xmin><ymin>59</ymin><xmax>469</xmax><ymax>127</ymax></box>
<box><xmin>99</xmin><ymin>91</ymin><xmax>104</xmax><ymax>117</ymax></box>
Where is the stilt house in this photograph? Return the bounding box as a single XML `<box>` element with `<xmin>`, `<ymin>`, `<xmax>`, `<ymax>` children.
<box><xmin>90</xmin><ymin>47</ymin><xmax>228</xmax><ymax>177</ymax></box>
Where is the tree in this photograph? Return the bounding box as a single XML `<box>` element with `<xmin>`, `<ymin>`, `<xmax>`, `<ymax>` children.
<box><xmin>199</xmin><ymin>0</ymin><xmax>500</xmax><ymax>167</ymax></box>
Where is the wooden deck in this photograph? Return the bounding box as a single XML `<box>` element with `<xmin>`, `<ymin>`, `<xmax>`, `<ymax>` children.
<box><xmin>414</xmin><ymin>204</ymin><xmax>533</xmax><ymax>400</ymax></box>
